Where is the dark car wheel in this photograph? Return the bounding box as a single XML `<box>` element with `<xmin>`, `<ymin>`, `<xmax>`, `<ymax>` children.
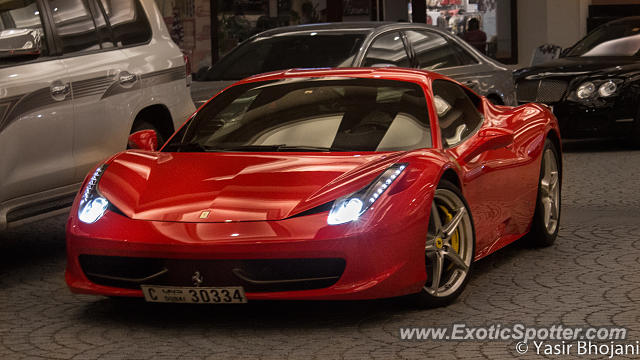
<box><xmin>412</xmin><ymin>179</ymin><xmax>475</xmax><ymax>308</ymax></box>
<box><xmin>527</xmin><ymin>139</ymin><xmax>561</xmax><ymax>247</ymax></box>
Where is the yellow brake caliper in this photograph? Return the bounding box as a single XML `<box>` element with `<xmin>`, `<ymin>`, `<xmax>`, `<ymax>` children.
<box><xmin>439</xmin><ymin>205</ymin><xmax>460</xmax><ymax>270</ymax></box>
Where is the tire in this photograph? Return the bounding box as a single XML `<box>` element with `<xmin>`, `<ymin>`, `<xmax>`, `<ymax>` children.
<box><xmin>129</xmin><ymin>121</ymin><xmax>165</xmax><ymax>149</ymax></box>
<box><xmin>411</xmin><ymin>179</ymin><xmax>475</xmax><ymax>308</ymax></box>
<box><xmin>527</xmin><ymin>139</ymin><xmax>561</xmax><ymax>247</ymax></box>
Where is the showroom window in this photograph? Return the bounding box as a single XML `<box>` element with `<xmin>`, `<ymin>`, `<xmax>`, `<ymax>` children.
<box><xmin>0</xmin><ymin>0</ymin><xmax>48</xmax><ymax>63</ymax></box>
<box><xmin>49</xmin><ymin>0</ymin><xmax>102</xmax><ymax>54</ymax></box>
<box><xmin>363</xmin><ymin>32</ymin><xmax>411</xmax><ymax>67</ymax></box>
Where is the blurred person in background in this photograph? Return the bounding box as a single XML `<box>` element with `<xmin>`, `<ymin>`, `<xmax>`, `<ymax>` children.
<box><xmin>462</xmin><ymin>18</ymin><xmax>487</xmax><ymax>54</ymax></box>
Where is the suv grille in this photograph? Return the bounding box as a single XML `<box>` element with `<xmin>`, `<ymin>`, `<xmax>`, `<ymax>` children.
<box><xmin>516</xmin><ymin>79</ymin><xmax>568</xmax><ymax>103</ymax></box>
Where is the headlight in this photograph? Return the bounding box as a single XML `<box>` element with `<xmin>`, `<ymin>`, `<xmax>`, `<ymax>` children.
<box><xmin>598</xmin><ymin>80</ymin><xmax>617</xmax><ymax>97</ymax></box>
<box><xmin>576</xmin><ymin>82</ymin><xmax>596</xmax><ymax>99</ymax></box>
<box><xmin>78</xmin><ymin>165</ymin><xmax>109</xmax><ymax>224</ymax></box>
<box><xmin>327</xmin><ymin>163</ymin><xmax>407</xmax><ymax>225</ymax></box>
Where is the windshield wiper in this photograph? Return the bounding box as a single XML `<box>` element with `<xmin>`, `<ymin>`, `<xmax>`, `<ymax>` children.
<box><xmin>212</xmin><ymin>144</ymin><xmax>351</xmax><ymax>152</ymax></box>
<box><xmin>162</xmin><ymin>142</ymin><xmax>210</xmax><ymax>152</ymax></box>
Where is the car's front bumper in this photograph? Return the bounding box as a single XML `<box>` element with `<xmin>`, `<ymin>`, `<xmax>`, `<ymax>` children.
<box><xmin>65</xmin><ymin>208</ymin><xmax>429</xmax><ymax>301</ymax></box>
<box><xmin>551</xmin><ymin>98</ymin><xmax>637</xmax><ymax>139</ymax></box>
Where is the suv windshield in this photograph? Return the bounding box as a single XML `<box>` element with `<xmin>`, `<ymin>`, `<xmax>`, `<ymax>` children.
<box><xmin>566</xmin><ymin>21</ymin><xmax>640</xmax><ymax>57</ymax></box>
<box><xmin>166</xmin><ymin>77</ymin><xmax>431</xmax><ymax>152</ymax></box>
<box><xmin>203</xmin><ymin>32</ymin><xmax>366</xmax><ymax>81</ymax></box>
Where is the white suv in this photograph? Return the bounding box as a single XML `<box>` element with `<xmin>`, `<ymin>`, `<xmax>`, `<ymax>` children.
<box><xmin>0</xmin><ymin>0</ymin><xmax>195</xmax><ymax>231</ymax></box>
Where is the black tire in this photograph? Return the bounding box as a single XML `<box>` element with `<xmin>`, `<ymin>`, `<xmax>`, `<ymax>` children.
<box><xmin>411</xmin><ymin>179</ymin><xmax>476</xmax><ymax>308</ymax></box>
<box><xmin>129</xmin><ymin>121</ymin><xmax>165</xmax><ymax>149</ymax></box>
<box><xmin>527</xmin><ymin>139</ymin><xmax>561</xmax><ymax>247</ymax></box>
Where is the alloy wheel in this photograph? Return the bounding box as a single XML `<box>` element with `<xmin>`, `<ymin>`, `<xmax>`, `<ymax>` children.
<box><xmin>540</xmin><ymin>148</ymin><xmax>560</xmax><ymax>235</ymax></box>
<box><xmin>424</xmin><ymin>188</ymin><xmax>474</xmax><ymax>298</ymax></box>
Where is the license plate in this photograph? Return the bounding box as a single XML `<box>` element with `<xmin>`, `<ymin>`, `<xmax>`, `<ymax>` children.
<box><xmin>141</xmin><ymin>285</ymin><xmax>247</xmax><ymax>304</ymax></box>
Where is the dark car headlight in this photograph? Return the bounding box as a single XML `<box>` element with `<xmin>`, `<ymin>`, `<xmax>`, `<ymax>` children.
<box><xmin>576</xmin><ymin>81</ymin><xmax>596</xmax><ymax>99</ymax></box>
<box><xmin>78</xmin><ymin>165</ymin><xmax>110</xmax><ymax>224</ymax></box>
<box><xmin>327</xmin><ymin>163</ymin><xmax>407</xmax><ymax>225</ymax></box>
<box><xmin>598</xmin><ymin>80</ymin><xmax>617</xmax><ymax>97</ymax></box>
<box><xmin>572</xmin><ymin>79</ymin><xmax>622</xmax><ymax>102</ymax></box>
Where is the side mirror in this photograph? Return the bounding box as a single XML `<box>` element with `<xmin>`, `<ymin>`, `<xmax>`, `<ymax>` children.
<box><xmin>0</xmin><ymin>29</ymin><xmax>42</xmax><ymax>59</ymax></box>
<box><xmin>128</xmin><ymin>130</ymin><xmax>157</xmax><ymax>151</ymax></box>
<box><xmin>460</xmin><ymin>127</ymin><xmax>514</xmax><ymax>163</ymax></box>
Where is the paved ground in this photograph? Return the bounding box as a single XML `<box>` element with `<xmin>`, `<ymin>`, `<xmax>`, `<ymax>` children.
<box><xmin>1</xmin><ymin>139</ymin><xmax>639</xmax><ymax>359</ymax></box>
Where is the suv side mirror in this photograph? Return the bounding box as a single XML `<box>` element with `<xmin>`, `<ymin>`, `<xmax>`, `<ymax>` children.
<box><xmin>460</xmin><ymin>127</ymin><xmax>514</xmax><ymax>163</ymax></box>
<box><xmin>0</xmin><ymin>29</ymin><xmax>42</xmax><ymax>59</ymax></box>
<box><xmin>128</xmin><ymin>130</ymin><xmax>157</xmax><ymax>151</ymax></box>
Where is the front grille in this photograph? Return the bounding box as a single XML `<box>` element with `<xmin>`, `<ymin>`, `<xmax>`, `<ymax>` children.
<box><xmin>516</xmin><ymin>80</ymin><xmax>539</xmax><ymax>102</ymax></box>
<box><xmin>79</xmin><ymin>255</ymin><xmax>346</xmax><ymax>292</ymax></box>
<box><xmin>516</xmin><ymin>79</ymin><xmax>568</xmax><ymax>103</ymax></box>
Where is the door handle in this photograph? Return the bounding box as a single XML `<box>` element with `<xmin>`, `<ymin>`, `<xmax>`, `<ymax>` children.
<box><xmin>50</xmin><ymin>81</ymin><xmax>70</xmax><ymax>101</ymax></box>
<box><xmin>119</xmin><ymin>71</ymin><xmax>137</xmax><ymax>86</ymax></box>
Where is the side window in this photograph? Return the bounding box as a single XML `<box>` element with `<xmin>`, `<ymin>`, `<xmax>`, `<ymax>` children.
<box><xmin>99</xmin><ymin>0</ymin><xmax>151</xmax><ymax>46</ymax></box>
<box><xmin>451</xmin><ymin>44</ymin><xmax>478</xmax><ymax>66</ymax></box>
<box><xmin>363</xmin><ymin>32</ymin><xmax>410</xmax><ymax>67</ymax></box>
<box><xmin>432</xmin><ymin>80</ymin><xmax>483</xmax><ymax>148</ymax></box>
<box><xmin>404</xmin><ymin>30</ymin><xmax>476</xmax><ymax>70</ymax></box>
<box><xmin>0</xmin><ymin>0</ymin><xmax>48</xmax><ymax>62</ymax></box>
<box><xmin>49</xmin><ymin>0</ymin><xmax>102</xmax><ymax>54</ymax></box>
<box><xmin>88</xmin><ymin>0</ymin><xmax>114</xmax><ymax>48</ymax></box>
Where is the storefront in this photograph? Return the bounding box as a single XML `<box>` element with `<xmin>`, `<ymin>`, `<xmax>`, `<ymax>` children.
<box><xmin>156</xmin><ymin>0</ymin><xmax>517</xmax><ymax>73</ymax></box>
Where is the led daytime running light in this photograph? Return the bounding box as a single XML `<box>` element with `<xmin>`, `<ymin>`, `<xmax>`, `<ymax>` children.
<box><xmin>327</xmin><ymin>163</ymin><xmax>407</xmax><ymax>225</ymax></box>
<box><xmin>78</xmin><ymin>165</ymin><xmax>109</xmax><ymax>224</ymax></box>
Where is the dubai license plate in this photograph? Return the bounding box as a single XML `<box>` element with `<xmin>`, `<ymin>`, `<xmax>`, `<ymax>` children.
<box><xmin>141</xmin><ymin>285</ymin><xmax>247</xmax><ymax>304</ymax></box>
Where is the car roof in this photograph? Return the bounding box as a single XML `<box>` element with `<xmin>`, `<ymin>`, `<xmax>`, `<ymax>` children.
<box><xmin>240</xmin><ymin>67</ymin><xmax>449</xmax><ymax>85</ymax></box>
<box><xmin>255</xmin><ymin>22</ymin><xmax>438</xmax><ymax>37</ymax></box>
<box><xmin>602</xmin><ymin>16</ymin><xmax>640</xmax><ymax>26</ymax></box>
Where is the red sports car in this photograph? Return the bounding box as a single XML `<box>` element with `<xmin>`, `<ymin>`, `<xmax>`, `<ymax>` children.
<box><xmin>66</xmin><ymin>68</ymin><xmax>561</xmax><ymax>307</ymax></box>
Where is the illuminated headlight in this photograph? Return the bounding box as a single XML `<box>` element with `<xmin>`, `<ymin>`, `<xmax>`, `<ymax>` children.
<box><xmin>327</xmin><ymin>163</ymin><xmax>407</xmax><ymax>225</ymax></box>
<box><xmin>598</xmin><ymin>80</ymin><xmax>617</xmax><ymax>97</ymax></box>
<box><xmin>576</xmin><ymin>82</ymin><xmax>596</xmax><ymax>99</ymax></box>
<box><xmin>78</xmin><ymin>165</ymin><xmax>109</xmax><ymax>224</ymax></box>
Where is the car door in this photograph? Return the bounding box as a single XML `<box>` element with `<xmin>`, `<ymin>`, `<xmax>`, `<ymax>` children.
<box><xmin>431</xmin><ymin>79</ymin><xmax>520</xmax><ymax>256</ymax></box>
<box><xmin>0</xmin><ymin>0</ymin><xmax>75</xmax><ymax>204</ymax></box>
<box><xmin>46</xmin><ymin>0</ymin><xmax>142</xmax><ymax>181</ymax></box>
<box><xmin>403</xmin><ymin>29</ymin><xmax>492</xmax><ymax>93</ymax></box>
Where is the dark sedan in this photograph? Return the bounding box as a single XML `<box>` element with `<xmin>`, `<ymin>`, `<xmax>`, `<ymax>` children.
<box><xmin>191</xmin><ymin>22</ymin><xmax>516</xmax><ymax>107</ymax></box>
<box><xmin>514</xmin><ymin>17</ymin><xmax>640</xmax><ymax>143</ymax></box>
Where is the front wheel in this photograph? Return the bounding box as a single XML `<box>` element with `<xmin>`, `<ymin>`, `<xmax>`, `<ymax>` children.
<box><xmin>412</xmin><ymin>180</ymin><xmax>475</xmax><ymax>308</ymax></box>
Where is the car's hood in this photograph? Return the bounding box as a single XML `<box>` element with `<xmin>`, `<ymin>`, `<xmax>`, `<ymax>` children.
<box><xmin>98</xmin><ymin>151</ymin><xmax>405</xmax><ymax>223</ymax></box>
<box><xmin>514</xmin><ymin>56</ymin><xmax>640</xmax><ymax>80</ymax></box>
<box><xmin>190</xmin><ymin>80</ymin><xmax>236</xmax><ymax>106</ymax></box>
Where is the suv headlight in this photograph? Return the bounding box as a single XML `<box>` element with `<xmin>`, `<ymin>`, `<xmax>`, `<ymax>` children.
<box><xmin>78</xmin><ymin>165</ymin><xmax>110</xmax><ymax>224</ymax></box>
<box><xmin>327</xmin><ymin>163</ymin><xmax>407</xmax><ymax>225</ymax></box>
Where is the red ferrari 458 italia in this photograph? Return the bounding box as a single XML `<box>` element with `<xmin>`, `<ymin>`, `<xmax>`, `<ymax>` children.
<box><xmin>66</xmin><ymin>68</ymin><xmax>561</xmax><ymax>307</ymax></box>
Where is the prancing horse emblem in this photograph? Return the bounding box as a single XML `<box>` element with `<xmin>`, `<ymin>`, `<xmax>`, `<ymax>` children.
<box><xmin>192</xmin><ymin>271</ymin><xmax>203</xmax><ymax>287</ymax></box>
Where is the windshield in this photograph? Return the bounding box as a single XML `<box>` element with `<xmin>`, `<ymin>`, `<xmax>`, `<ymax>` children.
<box><xmin>203</xmin><ymin>32</ymin><xmax>366</xmax><ymax>81</ymax></box>
<box><xmin>166</xmin><ymin>78</ymin><xmax>431</xmax><ymax>152</ymax></box>
<box><xmin>566</xmin><ymin>21</ymin><xmax>640</xmax><ymax>57</ymax></box>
